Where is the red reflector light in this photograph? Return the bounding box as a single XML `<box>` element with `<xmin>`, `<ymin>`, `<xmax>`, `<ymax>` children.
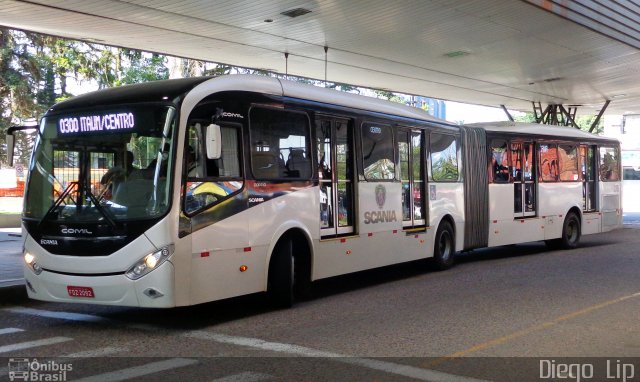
<box><xmin>340</xmin><ymin>238</ymin><xmax>346</xmax><ymax>243</ymax></box>
<box><xmin>368</xmin><ymin>233</ymin><xmax>373</xmax><ymax>237</ymax></box>
<box><xmin>393</xmin><ymin>230</ymin><xmax>398</xmax><ymax>234</ymax></box>
<box><xmin>244</xmin><ymin>247</ymin><xmax>252</xmax><ymax>252</ymax></box>
<box><xmin>239</xmin><ymin>265</ymin><xmax>248</xmax><ymax>272</ymax></box>
<box><xmin>201</xmin><ymin>251</ymin><xmax>210</xmax><ymax>257</ymax></box>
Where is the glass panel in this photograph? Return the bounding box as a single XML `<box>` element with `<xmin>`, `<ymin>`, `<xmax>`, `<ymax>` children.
<box><xmin>212</xmin><ymin>126</ymin><xmax>241</xmax><ymax>177</ymax></box>
<box><xmin>587</xmin><ymin>182</ymin><xmax>596</xmax><ymax>211</ymax></box>
<box><xmin>337</xmin><ymin>182</ymin><xmax>353</xmax><ymax>227</ymax></box>
<box><xmin>320</xmin><ymin>184</ymin><xmax>333</xmax><ymax>229</ymax></box>
<box><xmin>185</xmin><ymin>181</ymin><xmax>243</xmax><ymax>214</ymax></box>
<box><xmin>525</xmin><ymin>183</ymin><xmax>535</xmax><ymax>213</ymax></box>
<box><xmin>599</xmin><ymin>146</ymin><xmax>620</xmax><ymax>181</ymax></box>
<box><xmin>250</xmin><ymin>108</ymin><xmax>311</xmax><ymax>179</ymax></box>
<box><xmin>514</xmin><ymin>183</ymin><xmax>523</xmax><ymax>213</ymax></box>
<box><xmin>362</xmin><ymin>124</ymin><xmax>394</xmax><ymax>180</ymax></box>
<box><xmin>540</xmin><ymin>144</ymin><xmax>558</xmax><ymax>182</ymax></box>
<box><xmin>430</xmin><ymin>133</ymin><xmax>458</xmax><ymax>181</ymax></box>
<box><xmin>558</xmin><ymin>145</ymin><xmax>579</xmax><ymax>181</ymax></box>
<box><xmin>25</xmin><ymin>106</ymin><xmax>176</xmax><ymax>222</ymax></box>
<box><xmin>413</xmin><ymin>181</ymin><xmax>423</xmax><ymax>220</ymax></box>
<box><xmin>90</xmin><ymin>152</ymin><xmax>115</xmax><ymax>199</ymax></box>
<box><xmin>316</xmin><ymin>120</ymin><xmax>332</xmax><ymax>181</ymax></box>
<box><xmin>587</xmin><ymin>147</ymin><xmax>595</xmax><ymax>181</ymax></box>
<box><xmin>523</xmin><ymin>143</ymin><xmax>534</xmax><ymax>181</ymax></box>
<box><xmin>397</xmin><ymin>130</ymin><xmax>410</xmax><ymax>181</ymax></box>
<box><xmin>412</xmin><ymin>132</ymin><xmax>422</xmax><ymax>182</ymax></box>
<box><xmin>511</xmin><ymin>142</ymin><xmax>523</xmax><ymax>182</ymax></box>
<box><xmin>401</xmin><ymin>182</ymin><xmax>411</xmax><ymax>221</ymax></box>
<box><xmin>490</xmin><ymin>140</ymin><xmax>509</xmax><ymax>183</ymax></box>
<box><xmin>335</xmin><ymin>121</ymin><xmax>351</xmax><ymax>181</ymax></box>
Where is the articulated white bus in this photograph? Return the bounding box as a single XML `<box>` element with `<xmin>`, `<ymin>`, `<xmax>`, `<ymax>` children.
<box><xmin>8</xmin><ymin>75</ymin><xmax>622</xmax><ymax>308</ymax></box>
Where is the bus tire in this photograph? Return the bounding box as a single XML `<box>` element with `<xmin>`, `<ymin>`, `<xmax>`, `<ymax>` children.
<box><xmin>267</xmin><ymin>238</ymin><xmax>294</xmax><ymax>308</ymax></box>
<box><xmin>559</xmin><ymin>212</ymin><xmax>581</xmax><ymax>249</ymax></box>
<box><xmin>431</xmin><ymin>221</ymin><xmax>455</xmax><ymax>270</ymax></box>
<box><xmin>545</xmin><ymin>212</ymin><xmax>581</xmax><ymax>250</ymax></box>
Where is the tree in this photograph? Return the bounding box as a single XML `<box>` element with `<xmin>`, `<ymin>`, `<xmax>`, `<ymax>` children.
<box><xmin>514</xmin><ymin>111</ymin><xmax>604</xmax><ymax>134</ymax></box>
<box><xmin>0</xmin><ymin>28</ymin><xmax>171</xmax><ymax>167</ymax></box>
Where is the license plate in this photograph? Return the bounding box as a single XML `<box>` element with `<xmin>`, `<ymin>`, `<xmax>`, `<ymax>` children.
<box><xmin>67</xmin><ymin>286</ymin><xmax>94</xmax><ymax>298</ymax></box>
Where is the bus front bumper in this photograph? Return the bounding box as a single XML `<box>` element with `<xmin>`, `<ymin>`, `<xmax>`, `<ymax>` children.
<box><xmin>23</xmin><ymin>261</ymin><xmax>176</xmax><ymax>308</ymax></box>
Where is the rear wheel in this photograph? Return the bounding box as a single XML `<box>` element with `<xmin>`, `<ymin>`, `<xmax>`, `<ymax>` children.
<box><xmin>559</xmin><ymin>212</ymin><xmax>581</xmax><ymax>249</ymax></box>
<box><xmin>546</xmin><ymin>212</ymin><xmax>581</xmax><ymax>250</ymax></box>
<box><xmin>267</xmin><ymin>239</ymin><xmax>294</xmax><ymax>308</ymax></box>
<box><xmin>431</xmin><ymin>221</ymin><xmax>455</xmax><ymax>270</ymax></box>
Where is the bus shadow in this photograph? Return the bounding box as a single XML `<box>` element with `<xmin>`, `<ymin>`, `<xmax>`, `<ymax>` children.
<box><xmin>103</xmin><ymin>240</ymin><xmax>617</xmax><ymax>328</ymax></box>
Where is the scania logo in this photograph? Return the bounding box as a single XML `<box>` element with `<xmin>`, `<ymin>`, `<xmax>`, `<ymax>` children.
<box><xmin>61</xmin><ymin>228</ymin><xmax>93</xmax><ymax>235</ymax></box>
<box><xmin>375</xmin><ymin>185</ymin><xmax>386</xmax><ymax>209</ymax></box>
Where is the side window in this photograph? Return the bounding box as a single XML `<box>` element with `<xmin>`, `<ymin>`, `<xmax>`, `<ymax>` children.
<box><xmin>558</xmin><ymin>144</ymin><xmax>579</xmax><ymax>181</ymax></box>
<box><xmin>250</xmin><ymin>108</ymin><xmax>311</xmax><ymax>180</ymax></box>
<box><xmin>361</xmin><ymin>123</ymin><xmax>395</xmax><ymax>180</ymax></box>
<box><xmin>183</xmin><ymin>122</ymin><xmax>243</xmax><ymax>215</ymax></box>
<box><xmin>490</xmin><ymin>139</ymin><xmax>509</xmax><ymax>183</ymax></box>
<box><xmin>600</xmin><ymin>146</ymin><xmax>620</xmax><ymax>181</ymax></box>
<box><xmin>540</xmin><ymin>144</ymin><xmax>559</xmax><ymax>182</ymax></box>
<box><xmin>430</xmin><ymin>132</ymin><xmax>458</xmax><ymax>181</ymax></box>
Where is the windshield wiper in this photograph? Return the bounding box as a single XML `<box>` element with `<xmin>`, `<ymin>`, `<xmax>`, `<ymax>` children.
<box><xmin>38</xmin><ymin>182</ymin><xmax>79</xmax><ymax>227</ymax></box>
<box><xmin>81</xmin><ymin>182</ymin><xmax>117</xmax><ymax>228</ymax></box>
<box><xmin>38</xmin><ymin>181</ymin><xmax>117</xmax><ymax>229</ymax></box>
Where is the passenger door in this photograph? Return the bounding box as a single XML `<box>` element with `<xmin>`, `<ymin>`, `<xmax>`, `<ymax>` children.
<box><xmin>579</xmin><ymin>145</ymin><xmax>597</xmax><ymax>212</ymax></box>
<box><xmin>397</xmin><ymin>128</ymin><xmax>426</xmax><ymax>228</ymax></box>
<box><xmin>316</xmin><ymin>117</ymin><xmax>355</xmax><ymax>237</ymax></box>
<box><xmin>511</xmin><ymin>141</ymin><xmax>536</xmax><ymax>218</ymax></box>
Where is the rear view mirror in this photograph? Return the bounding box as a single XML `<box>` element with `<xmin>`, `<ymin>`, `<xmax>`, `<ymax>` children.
<box><xmin>206</xmin><ymin>123</ymin><xmax>221</xmax><ymax>159</ymax></box>
<box><xmin>6</xmin><ymin>133</ymin><xmax>15</xmax><ymax>166</ymax></box>
<box><xmin>6</xmin><ymin>125</ymin><xmax>38</xmax><ymax>167</ymax></box>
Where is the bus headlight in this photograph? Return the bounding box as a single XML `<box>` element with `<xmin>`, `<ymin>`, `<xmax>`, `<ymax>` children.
<box><xmin>24</xmin><ymin>252</ymin><xmax>43</xmax><ymax>275</ymax></box>
<box><xmin>125</xmin><ymin>245</ymin><xmax>173</xmax><ymax>280</ymax></box>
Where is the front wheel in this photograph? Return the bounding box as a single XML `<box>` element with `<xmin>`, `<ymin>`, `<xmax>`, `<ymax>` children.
<box><xmin>431</xmin><ymin>221</ymin><xmax>455</xmax><ymax>270</ymax></box>
<box><xmin>267</xmin><ymin>239</ymin><xmax>294</xmax><ymax>308</ymax></box>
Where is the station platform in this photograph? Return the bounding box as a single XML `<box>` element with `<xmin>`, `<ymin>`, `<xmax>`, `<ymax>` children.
<box><xmin>0</xmin><ymin>227</ymin><xmax>27</xmax><ymax>303</ymax></box>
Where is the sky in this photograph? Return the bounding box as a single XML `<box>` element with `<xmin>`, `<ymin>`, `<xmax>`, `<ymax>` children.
<box><xmin>444</xmin><ymin>101</ymin><xmax>511</xmax><ymax>124</ymax></box>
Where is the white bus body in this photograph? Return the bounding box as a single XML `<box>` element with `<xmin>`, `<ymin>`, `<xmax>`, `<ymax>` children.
<box><xmin>17</xmin><ymin>75</ymin><xmax>621</xmax><ymax>308</ymax></box>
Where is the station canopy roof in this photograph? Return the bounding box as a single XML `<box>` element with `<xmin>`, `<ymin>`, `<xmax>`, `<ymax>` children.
<box><xmin>2</xmin><ymin>0</ymin><xmax>640</xmax><ymax>115</ymax></box>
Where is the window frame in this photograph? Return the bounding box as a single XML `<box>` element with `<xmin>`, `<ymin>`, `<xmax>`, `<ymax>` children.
<box><xmin>360</xmin><ymin>121</ymin><xmax>396</xmax><ymax>182</ymax></box>
<box><xmin>557</xmin><ymin>144</ymin><xmax>579</xmax><ymax>182</ymax></box>
<box><xmin>538</xmin><ymin>142</ymin><xmax>559</xmax><ymax>183</ymax></box>
<box><xmin>182</xmin><ymin>121</ymin><xmax>245</xmax><ymax>217</ymax></box>
<box><xmin>429</xmin><ymin>131</ymin><xmax>459</xmax><ymax>182</ymax></box>
<box><xmin>599</xmin><ymin>145</ymin><xmax>621</xmax><ymax>182</ymax></box>
<box><xmin>489</xmin><ymin>138</ymin><xmax>511</xmax><ymax>184</ymax></box>
<box><xmin>248</xmin><ymin>105</ymin><xmax>313</xmax><ymax>181</ymax></box>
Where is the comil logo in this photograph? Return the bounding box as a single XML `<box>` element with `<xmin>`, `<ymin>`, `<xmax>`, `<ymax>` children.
<box><xmin>60</xmin><ymin>228</ymin><xmax>93</xmax><ymax>235</ymax></box>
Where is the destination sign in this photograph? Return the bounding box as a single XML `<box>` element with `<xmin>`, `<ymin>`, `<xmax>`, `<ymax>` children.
<box><xmin>58</xmin><ymin>112</ymin><xmax>135</xmax><ymax>135</ymax></box>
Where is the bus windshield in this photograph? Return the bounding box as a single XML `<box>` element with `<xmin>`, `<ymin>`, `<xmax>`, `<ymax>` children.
<box><xmin>25</xmin><ymin>104</ymin><xmax>176</xmax><ymax>224</ymax></box>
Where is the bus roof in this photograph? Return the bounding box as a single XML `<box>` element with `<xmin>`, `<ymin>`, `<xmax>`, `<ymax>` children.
<box><xmin>467</xmin><ymin>121</ymin><xmax>620</xmax><ymax>143</ymax></box>
<box><xmin>49</xmin><ymin>76</ymin><xmax>211</xmax><ymax>113</ymax></box>
<box><xmin>50</xmin><ymin>75</ymin><xmax>454</xmax><ymax>128</ymax></box>
<box><xmin>185</xmin><ymin>75</ymin><xmax>454</xmax><ymax>127</ymax></box>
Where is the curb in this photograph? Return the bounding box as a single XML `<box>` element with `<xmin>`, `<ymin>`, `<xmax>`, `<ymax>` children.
<box><xmin>0</xmin><ymin>283</ymin><xmax>28</xmax><ymax>305</ymax></box>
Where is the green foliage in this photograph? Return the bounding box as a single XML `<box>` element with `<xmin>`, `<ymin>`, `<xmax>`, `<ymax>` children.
<box><xmin>0</xmin><ymin>28</ymin><xmax>171</xmax><ymax>167</ymax></box>
<box><xmin>373</xmin><ymin>90</ymin><xmax>404</xmax><ymax>104</ymax></box>
<box><xmin>514</xmin><ymin>111</ymin><xmax>604</xmax><ymax>134</ymax></box>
